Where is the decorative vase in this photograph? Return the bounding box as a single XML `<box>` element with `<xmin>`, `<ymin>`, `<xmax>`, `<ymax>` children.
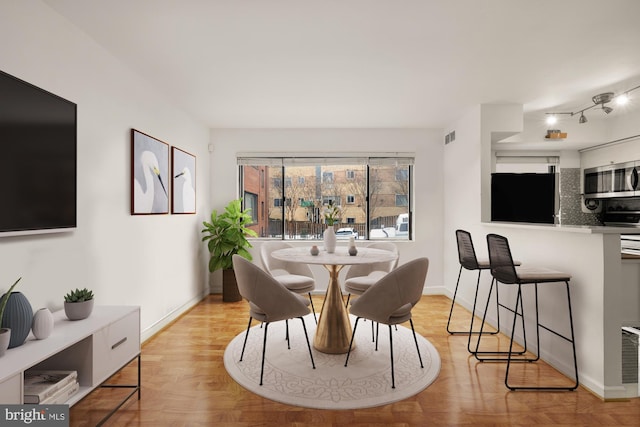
<box><xmin>323</xmin><ymin>225</ymin><xmax>336</xmax><ymax>254</ymax></box>
<box><xmin>1</xmin><ymin>291</ymin><xmax>33</xmax><ymax>348</ymax></box>
<box><xmin>32</xmin><ymin>308</ymin><xmax>54</xmax><ymax>339</ymax></box>
<box><xmin>64</xmin><ymin>299</ymin><xmax>94</xmax><ymax>321</ymax></box>
<box><xmin>348</xmin><ymin>236</ymin><xmax>358</xmax><ymax>256</ymax></box>
<box><xmin>0</xmin><ymin>328</ymin><xmax>10</xmax><ymax>357</ymax></box>
<box><xmin>310</xmin><ymin>245</ymin><xmax>319</xmax><ymax>256</ymax></box>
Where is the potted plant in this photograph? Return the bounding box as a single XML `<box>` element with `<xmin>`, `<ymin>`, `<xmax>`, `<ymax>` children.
<box><xmin>201</xmin><ymin>199</ymin><xmax>257</xmax><ymax>302</ymax></box>
<box><xmin>64</xmin><ymin>288</ymin><xmax>94</xmax><ymax>320</ymax></box>
<box><xmin>322</xmin><ymin>200</ymin><xmax>341</xmax><ymax>253</ymax></box>
<box><xmin>0</xmin><ymin>277</ymin><xmax>21</xmax><ymax>356</ymax></box>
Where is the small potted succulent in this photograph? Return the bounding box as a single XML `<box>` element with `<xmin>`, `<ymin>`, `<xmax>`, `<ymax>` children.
<box><xmin>64</xmin><ymin>288</ymin><xmax>94</xmax><ymax>321</ymax></box>
<box><xmin>0</xmin><ymin>277</ymin><xmax>22</xmax><ymax>356</ymax></box>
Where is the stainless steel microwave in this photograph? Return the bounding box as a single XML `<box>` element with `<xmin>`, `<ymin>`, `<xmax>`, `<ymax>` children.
<box><xmin>584</xmin><ymin>161</ymin><xmax>639</xmax><ymax>198</ymax></box>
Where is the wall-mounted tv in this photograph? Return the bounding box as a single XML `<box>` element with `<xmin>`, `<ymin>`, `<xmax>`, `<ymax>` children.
<box><xmin>491</xmin><ymin>172</ymin><xmax>556</xmax><ymax>224</ymax></box>
<box><xmin>0</xmin><ymin>70</ymin><xmax>77</xmax><ymax>237</ymax></box>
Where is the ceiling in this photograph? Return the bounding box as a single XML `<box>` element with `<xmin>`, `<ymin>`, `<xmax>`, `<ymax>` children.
<box><xmin>44</xmin><ymin>0</ymin><xmax>640</xmax><ymax>131</ymax></box>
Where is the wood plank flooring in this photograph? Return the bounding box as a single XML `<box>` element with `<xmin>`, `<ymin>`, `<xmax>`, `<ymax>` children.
<box><xmin>70</xmin><ymin>294</ymin><xmax>640</xmax><ymax>426</ymax></box>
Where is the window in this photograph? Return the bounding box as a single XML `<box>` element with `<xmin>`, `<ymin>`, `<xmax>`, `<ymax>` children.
<box><xmin>396</xmin><ymin>168</ymin><xmax>409</xmax><ymax>181</ymax></box>
<box><xmin>244</xmin><ymin>191</ymin><xmax>258</xmax><ymax>223</ymax></box>
<box><xmin>238</xmin><ymin>155</ymin><xmax>413</xmax><ymax>240</ymax></box>
<box><xmin>395</xmin><ymin>194</ymin><xmax>408</xmax><ymax>206</ymax></box>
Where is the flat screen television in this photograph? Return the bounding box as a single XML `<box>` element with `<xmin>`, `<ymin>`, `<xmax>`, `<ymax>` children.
<box><xmin>491</xmin><ymin>173</ymin><xmax>556</xmax><ymax>224</ymax></box>
<box><xmin>0</xmin><ymin>70</ymin><xmax>77</xmax><ymax>237</ymax></box>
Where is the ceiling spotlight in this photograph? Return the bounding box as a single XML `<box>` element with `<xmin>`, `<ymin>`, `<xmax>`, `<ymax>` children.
<box><xmin>616</xmin><ymin>94</ymin><xmax>629</xmax><ymax>105</ymax></box>
<box><xmin>545</xmin><ymin>114</ymin><xmax>557</xmax><ymax>125</ymax></box>
<box><xmin>592</xmin><ymin>92</ymin><xmax>615</xmax><ymax>105</ymax></box>
<box><xmin>602</xmin><ymin>105</ymin><xmax>613</xmax><ymax>114</ymax></box>
<box><xmin>579</xmin><ymin>112</ymin><xmax>587</xmax><ymax>123</ymax></box>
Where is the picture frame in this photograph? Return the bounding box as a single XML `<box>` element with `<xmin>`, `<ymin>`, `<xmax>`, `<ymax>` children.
<box><xmin>131</xmin><ymin>129</ymin><xmax>170</xmax><ymax>215</ymax></box>
<box><xmin>171</xmin><ymin>147</ymin><xmax>196</xmax><ymax>214</ymax></box>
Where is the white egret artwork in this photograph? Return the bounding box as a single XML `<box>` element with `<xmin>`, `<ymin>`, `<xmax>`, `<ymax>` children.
<box><xmin>171</xmin><ymin>147</ymin><xmax>196</xmax><ymax>214</ymax></box>
<box><xmin>131</xmin><ymin>129</ymin><xmax>169</xmax><ymax>214</ymax></box>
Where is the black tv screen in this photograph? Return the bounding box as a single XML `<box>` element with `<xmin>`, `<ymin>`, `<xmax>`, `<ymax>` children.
<box><xmin>491</xmin><ymin>173</ymin><xmax>556</xmax><ymax>224</ymax></box>
<box><xmin>0</xmin><ymin>70</ymin><xmax>77</xmax><ymax>236</ymax></box>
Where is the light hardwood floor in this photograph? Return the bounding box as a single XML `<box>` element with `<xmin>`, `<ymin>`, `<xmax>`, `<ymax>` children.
<box><xmin>70</xmin><ymin>294</ymin><xmax>640</xmax><ymax>426</ymax></box>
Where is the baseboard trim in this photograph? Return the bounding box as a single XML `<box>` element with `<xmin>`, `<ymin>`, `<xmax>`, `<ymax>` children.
<box><xmin>141</xmin><ymin>291</ymin><xmax>208</xmax><ymax>343</ymax></box>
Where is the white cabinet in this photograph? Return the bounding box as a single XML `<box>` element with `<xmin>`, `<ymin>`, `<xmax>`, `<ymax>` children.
<box><xmin>0</xmin><ymin>306</ymin><xmax>140</xmax><ymax>418</ymax></box>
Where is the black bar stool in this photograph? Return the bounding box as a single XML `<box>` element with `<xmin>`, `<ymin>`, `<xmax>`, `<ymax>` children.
<box><xmin>447</xmin><ymin>230</ymin><xmax>502</xmax><ymax>353</ymax></box>
<box><xmin>476</xmin><ymin>233</ymin><xmax>579</xmax><ymax>391</ymax></box>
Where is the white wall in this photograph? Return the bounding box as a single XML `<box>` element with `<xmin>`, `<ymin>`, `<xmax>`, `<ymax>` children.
<box><xmin>0</xmin><ymin>1</ymin><xmax>211</xmax><ymax>340</ymax></box>
<box><xmin>208</xmin><ymin>128</ymin><xmax>445</xmax><ymax>293</ymax></box>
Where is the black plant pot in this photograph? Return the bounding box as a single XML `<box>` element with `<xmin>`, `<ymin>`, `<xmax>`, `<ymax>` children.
<box><xmin>222</xmin><ymin>269</ymin><xmax>242</xmax><ymax>302</ymax></box>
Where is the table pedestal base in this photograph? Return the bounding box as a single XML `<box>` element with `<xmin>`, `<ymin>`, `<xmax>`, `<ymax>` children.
<box><xmin>314</xmin><ymin>264</ymin><xmax>354</xmax><ymax>354</ymax></box>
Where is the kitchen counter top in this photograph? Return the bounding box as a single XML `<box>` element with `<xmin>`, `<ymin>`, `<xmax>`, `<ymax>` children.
<box><xmin>484</xmin><ymin>221</ymin><xmax>640</xmax><ymax>234</ymax></box>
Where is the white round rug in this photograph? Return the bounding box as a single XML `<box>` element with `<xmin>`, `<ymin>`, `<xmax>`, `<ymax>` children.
<box><xmin>223</xmin><ymin>314</ymin><xmax>441</xmax><ymax>409</ymax></box>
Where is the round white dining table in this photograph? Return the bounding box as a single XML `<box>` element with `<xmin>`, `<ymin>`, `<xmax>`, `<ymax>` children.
<box><xmin>271</xmin><ymin>245</ymin><xmax>398</xmax><ymax>354</ymax></box>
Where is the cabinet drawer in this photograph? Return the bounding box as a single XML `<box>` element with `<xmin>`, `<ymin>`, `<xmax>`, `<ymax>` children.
<box><xmin>0</xmin><ymin>373</ymin><xmax>21</xmax><ymax>404</ymax></box>
<box><xmin>93</xmin><ymin>310</ymin><xmax>140</xmax><ymax>385</ymax></box>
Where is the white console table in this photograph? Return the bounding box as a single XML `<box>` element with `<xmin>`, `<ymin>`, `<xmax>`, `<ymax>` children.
<box><xmin>0</xmin><ymin>305</ymin><xmax>140</xmax><ymax>424</ymax></box>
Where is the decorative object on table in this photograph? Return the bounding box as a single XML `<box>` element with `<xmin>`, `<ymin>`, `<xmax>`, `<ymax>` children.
<box><xmin>201</xmin><ymin>198</ymin><xmax>258</xmax><ymax>302</ymax></box>
<box><xmin>310</xmin><ymin>245</ymin><xmax>319</xmax><ymax>256</ymax></box>
<box><xmin>23</xmin><ymin>370</ymin><xmax>78</xmax><ymax>404</ymax></box>
<box><xmin>1</xmin><ymin>280</ymin><xmax>33</xmax><ymax>349</ymax></box>
<box><xmin>32</xmin><ymin>307</ymin><xmax>54</xmax><ymax>339</ymax></box>
<box><xmin>171</xmin><ymin>146</ymin><xmax>196</xmax><ymax>214</ymax></box>
<box><xmin>348</xmin><ymin>236</ymin><xmax>358</xmax><ymax>256</ymax></box>
<box><xmin>64</xmin><ymin>288</ymin><xmax>94</xmax><ymax>320</ymax></box>
<box><xmin>131</xmin><ymin>128</ymin><xmax>169</xmax><ymax>215</ymax></box>
<box><xmin>322</xmin><ymin>200</ymin><xmax>340</xmax><ymax>254</ymax></box>
<box><xmin>0</xmin><ymin>277</ymin><xmax>22</xmax><ymax>356</ymax></box>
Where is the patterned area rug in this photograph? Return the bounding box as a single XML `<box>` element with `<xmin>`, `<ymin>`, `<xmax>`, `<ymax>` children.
<box><xmin>223</xmin><ymin>315</ymin><xmax>441</xmax><ymax>409</ymax></box>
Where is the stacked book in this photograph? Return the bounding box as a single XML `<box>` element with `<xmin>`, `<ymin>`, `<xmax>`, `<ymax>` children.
<box><xmin>23</xmin><ymin>370</ymin><xmax>79</xmax><ymax>405</ymax></box>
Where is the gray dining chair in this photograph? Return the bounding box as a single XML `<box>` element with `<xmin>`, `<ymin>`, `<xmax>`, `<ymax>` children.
<box><xmin>260</xmin><ymin>241</ymin><xmax>317</xmax><ymax>323</ymax></box>
<box><xmin>344</xmin><ymin>257</ymin><xmax>429</xmax><ymax>389</ymax></box>
<box><xmin>343</xmin><ymin>242</ymin><xmax>399</xmax><ymax>307</ymax></box>
<box><xmin>232</xmin><ymin>255</ymin><xmax>316</xmax><ymax>386</ymax></box>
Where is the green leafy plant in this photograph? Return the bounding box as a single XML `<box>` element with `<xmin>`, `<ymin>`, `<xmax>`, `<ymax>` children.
<box><xmin>323</xmin><ymin>200</ymin><xmax>341</xmax><ymax>226</ymax></box>
<box><xmin>64</xmin><ymin>288</ymin><xmax>94</xmax><ymax>303</ymax></box>
<box><xmin>201</xmin><ymin>199</ymin><xmax>258</xmax><ymax>272</ymax></box>
<box><xmin>0</xmin><ymin>277</ymin><xmax>22</xmax><ymax>328</ymax></box>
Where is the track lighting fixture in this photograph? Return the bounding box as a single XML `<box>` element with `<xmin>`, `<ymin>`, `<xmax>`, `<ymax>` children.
<box><xmin>544</xmin><ymin>84</ymin><xmax>640</xmax><ymax>125</ymax></box>
<box><xmin>579</xmin><ymin>112</ymin><xmax>587</xmax><ymax>123</ymax></box>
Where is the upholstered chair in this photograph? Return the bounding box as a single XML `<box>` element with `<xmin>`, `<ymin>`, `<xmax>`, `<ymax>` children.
<box><xmin>260</xmin><ymin>241</ymin><xmax>317</xmax><ymax>323</ymax></box>
<box><xmin>344</xmin><ymin>257</ymin><xmax>429</xmax><ymax>389</ymax></box>
<box><xmin>232</xmin><ymin>255</ymin><xmax>315</xmax><ymax>386</ymax></box>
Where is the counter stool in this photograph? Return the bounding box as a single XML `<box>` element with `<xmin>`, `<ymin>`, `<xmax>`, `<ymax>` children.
<box><xmin>477</xmin><ymin>233</ymin><xmax>579</xmax><ymax>391</ymax></box>
<box><xmin>447</xmin><ymin>230</ymin><xmax>503</xmax><ymax>352</ymax></box>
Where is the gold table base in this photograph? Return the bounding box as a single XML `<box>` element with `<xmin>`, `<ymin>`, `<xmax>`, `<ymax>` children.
<box><xmin>313</xmin><ymin>264</ymin><xmax>354</xmax><ymax>354</ymax></box>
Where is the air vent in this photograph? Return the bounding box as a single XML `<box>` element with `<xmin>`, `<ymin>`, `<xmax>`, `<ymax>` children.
<box><xmin>444</xmin><ymin>130</ymin><xmax>456</xmax><ymax>145</ymax></box>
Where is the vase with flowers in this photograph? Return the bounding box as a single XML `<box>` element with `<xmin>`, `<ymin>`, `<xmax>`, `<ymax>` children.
<box><xmin>323</xmin><ymin>200</ymin><xmax>341</xmax><ymax>253</ymax></box>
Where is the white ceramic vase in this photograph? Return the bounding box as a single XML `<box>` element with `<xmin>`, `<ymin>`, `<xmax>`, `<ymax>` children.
<box><xmin>31</xmin><ymin>308</ymin><xmax>54</xmax><ymax>339</ymax></box>
<box><xmin>0</xmin><ymin>328</ymin><xmax>10</xmax><ymax>357</ymax></box>
<box><xmin>323</xmin><ymin>225</ymin><xmax>336</xmax><ymax>253</ymax></box>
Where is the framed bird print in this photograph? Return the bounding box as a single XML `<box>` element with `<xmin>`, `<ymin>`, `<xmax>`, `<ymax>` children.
<box><xmin>131</xmin><ymin>129</ymin><xmax>170</xmax><ymax>215</ymax></box>
<box><xmin>171</xmin><ymin>146</ymin><xmax>196</xmax><ymax>214</ymax></box>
